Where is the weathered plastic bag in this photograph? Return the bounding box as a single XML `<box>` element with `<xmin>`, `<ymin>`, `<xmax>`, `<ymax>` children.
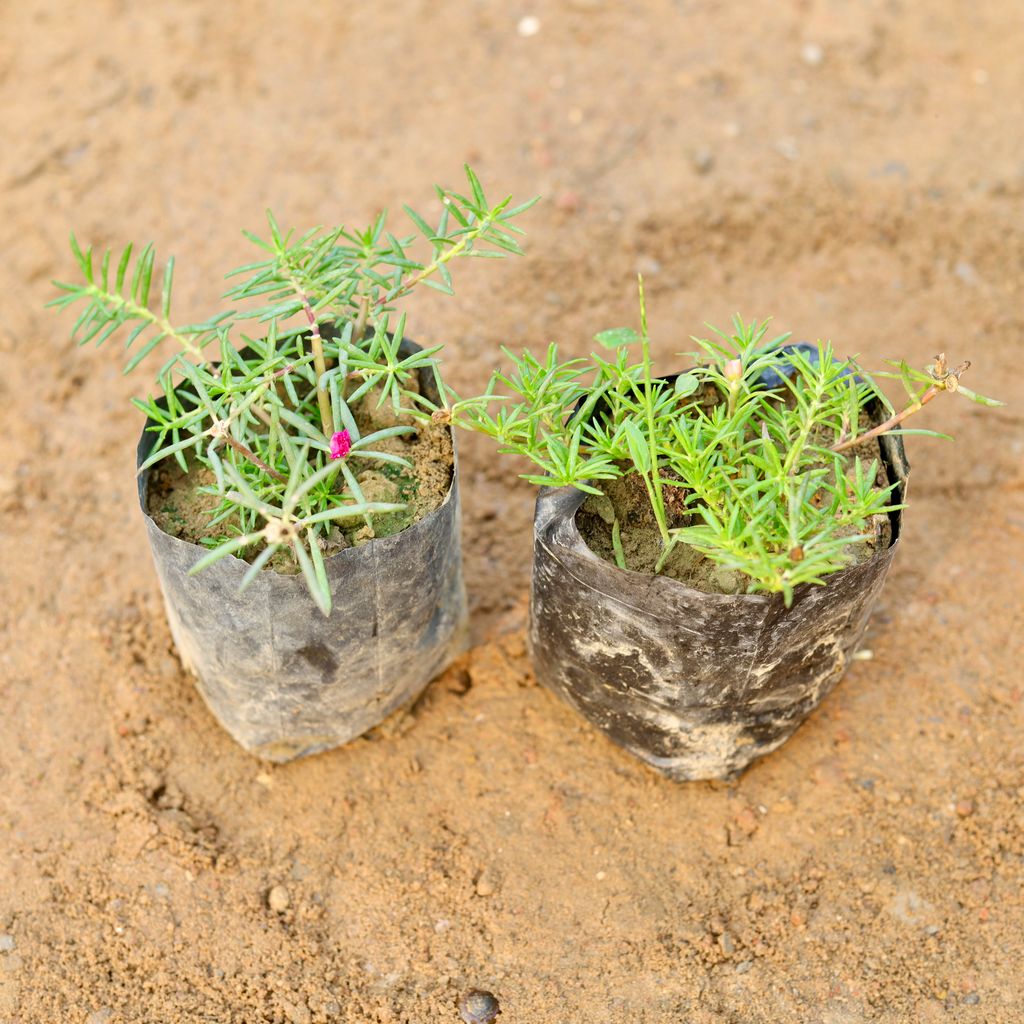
<box><xmin>136</xmin><ymin>342</ymin><xmax>467</xmax><ymax>762</ymax></box>
<box><xmin>529</xmin><ymin>424</ymin><xmax>909</xmax><ymax>780</ymax></box>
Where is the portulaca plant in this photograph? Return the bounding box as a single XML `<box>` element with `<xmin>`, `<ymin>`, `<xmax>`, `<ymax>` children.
<box><xmin>454</xmin><ymin>278</ymin><xmax>1001</xmax><ymax>603</ymax></box>
<box><xmin>49</xmin><ymin>167</ymin><xmax>535</xmax><ymax>613</ymax></box>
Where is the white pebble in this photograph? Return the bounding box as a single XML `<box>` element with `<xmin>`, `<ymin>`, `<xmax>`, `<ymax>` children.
<box><xmin>517</xmin><ymin>15</ymin><xmax>540</xmax><ymax>37</ymax></box>
<box><xmin>268</xmin><ymin>884</ymin><xmax>290</xmax><ymax>913</ymax></box>
<box><xmin>801</xmin><ymin>42</ymin><xmax>825</xmax><ymax>67</ymax></box>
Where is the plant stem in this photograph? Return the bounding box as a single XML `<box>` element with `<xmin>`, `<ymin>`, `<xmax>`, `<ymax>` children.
<box><xmin>89</xmin><ymin>286</ymin><xmax>204</xmax><ymax>358</ymax></box>
<box><xmin>301</xmin><ymin>298</ymin><xmax>334</xmax><ymax>437</ymax></box>
<box><xmin>831</xmin><ymin>386</ymin><xmax>939</xmax><ymax>453</ymax></box>
<box><xmin>637</xmin><ymin>276</ymin><xmax>671</xmax><ymax>552</ymax></box>
<box><xmin>378</xmin><ymin>220</ymin><xmax>489</xmax><ymax>307</ymax></box>
<box><xmin>223</xmin><ymin>435</ymin><xmax>288</xmax><ymax>483</ymax></box>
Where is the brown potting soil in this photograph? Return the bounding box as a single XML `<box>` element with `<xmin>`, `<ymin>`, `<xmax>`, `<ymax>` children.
<box><xmin>147</xmin><ymin>396</ymin><xmax>454</xmax><ymax>559</ymax></box>
<box><xmin>2</xmin><ymin>3</ymin><xmax>1023</xmax><ymax>1022</ymax></box>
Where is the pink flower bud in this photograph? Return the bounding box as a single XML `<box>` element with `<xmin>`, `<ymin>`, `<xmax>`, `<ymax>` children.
<box><xmin>329</xmin><ymin>429</ymin><xmax>352</xmax><ymax>460</ymax></box>
<box><xmin>723</xmin><ymin>359</ymin><xmax>743</xmax><ymax>383</ymax></box>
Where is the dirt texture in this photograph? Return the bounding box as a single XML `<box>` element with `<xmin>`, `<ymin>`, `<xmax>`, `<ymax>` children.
<box><xmin>1</xmin><ymin>2</ymin><xmax>1023</xmax><ymax>1022</ymax></box>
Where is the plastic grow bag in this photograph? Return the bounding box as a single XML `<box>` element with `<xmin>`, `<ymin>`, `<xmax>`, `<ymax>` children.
<box><xmin>136</xmin><ymin>340</ymin><xmax>467</xmax><ymax>762</ymax></box>
<box><xmin>528</xmin><ymin>421</ymin><xmax>909</xmax><ymax>781</ymax></box>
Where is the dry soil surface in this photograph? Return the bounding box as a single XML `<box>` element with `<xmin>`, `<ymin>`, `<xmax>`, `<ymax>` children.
<box><xmin>2</xmin><ymin>3</ymin><xmax>1023</xmax><ymax>1022</ymax></box>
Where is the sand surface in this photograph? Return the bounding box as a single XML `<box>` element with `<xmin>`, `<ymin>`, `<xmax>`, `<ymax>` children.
<box><xmin>2</xmin><ymin>2</ymin><xmax>1023</xmax><ymax>1021</ymax></box>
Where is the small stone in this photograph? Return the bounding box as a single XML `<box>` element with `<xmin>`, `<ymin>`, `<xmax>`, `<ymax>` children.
<box><xmin>713</xmin><ymin>568</ymin><xmax>741</xmax><ymax>594</ymax></box>
<box><xmin>475</xmin><ymin>871</ymin><xmax>496</xmax><ymax>897</ymax></box>
<box><xmin>517</xmin><ymin>15</ymin><xmax>540</xmax><ymax>37</ymax></box>
<box><xmin>775</xmin><ymin>136</ymin><xmax>800</xmax><ymax>161</ymax></box>
<box><xmin>956</xmin><ymin>799</ymin><xmax>975</xmax><ymax>817</ymax></box>
<box><xmin>801</xmin><ymin>42</ymin><xmax>825</xmax><ymax>66</ymax></box>
<box><xmin>554</xmin><ymin>190</ymin><xmax>581</xmax><ymax>212</ymax></box>
<box><xmin>736</xmin><ymin>960</ymin><xmax>753</xmax><ymax>974</ymax></box>
<box><xmin>267</xmin><ymin>885</ymin><xmax>290</xmax><ymax>913</ymax></box>
<box><xmin>954</xmin><ymin>260</ymin><xmax>980</xmax><ymax>286</ymax></box>
<box><xmin>0</xmin><ymin>934</ymin><xmax>14</xmax><ymax>952</ymax></box>
<box><xmin>888</xmin><ymin>889</ymin><xmax>935</xmax><ymax>926</ymax></box>
<box><xmin>963</xmin><ymin>992</ymin><xmax>980</xmax><ymax>1005</ymax></box>
<box><xmin>434</xmin><ymin>918</ymin><xmax>452</xmax><ymax>933</ymax></box>
<box><xmin>86</xmin><ymin>1011</ymin><xmax>114</xmax><ymax>1024</ymax></box>
<box><xmin>692</xmin><ymin>147</ymin><xmax>715</xmax><ymax>175</ymax></box>
<box><xmin>460</xmin><ymin>989</ymin><xmax>500</xmax><ymax>1024</ymax></box>
<box><xmin>718</xmin><ymin>931</ymin><xmax>735</xmax><ymax>954</ymax></box>
<box><xmin>282</xmin><ymin>1000</ymin><xmax>312</xmax><ymax>1024</ymax></box>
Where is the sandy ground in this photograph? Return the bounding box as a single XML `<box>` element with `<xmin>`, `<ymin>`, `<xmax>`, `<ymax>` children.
<box><xmin>2</xmin><ymin>2</ymin><xmax>1024</xmax><ymax>1021</ymax></box>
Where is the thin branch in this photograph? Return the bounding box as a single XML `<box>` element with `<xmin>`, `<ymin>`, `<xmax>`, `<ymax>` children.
<box><xmin>831</xmin><ymin>359</ymin><xmax>969</xmax><ymax>453</ymax></box>
<box><xmin>223</xmin><ymin>435</ymin><xmax>288</xmax><ymax>483</ymax></box>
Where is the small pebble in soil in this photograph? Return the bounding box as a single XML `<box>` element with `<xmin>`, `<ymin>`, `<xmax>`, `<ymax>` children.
<box><xmin>460</xmin><ymin>990</ymin><xmax>501</xmax><ymax>1024</ymax></box>
<box><xmin>775</xmin><ymin>136</ymin><xmax>800</xmax><ymax>161</ymax></box>
<box><xmin>954</xmin><ymin>260</ymin><xmax>980</xmax><ymax>286</ymax></box>
<box><xmin>475</xmin><ymin>871</ymin><xmax>496</xmax><ymax>897</ymax></box>
<box><xmin>736</xmin><ymin>960</ymin><xmax>753</xmax><ymax>974</ymax></box>
<box><xmin>0</xmin><ymin>934</ymin><xmax>15</xmax><ymax>952</ymax></box>
<box><xmin>801</xmin><ymin>42</ymin><xmax>825</xmax><ymax>66</ymax></box>
<box><xmin>963</xmin><ymin>992</ymin><xmax>980</xmax><ymax>1005</ymax></box>
<box><xmin>267</xmin><ymin>885</ymin><xmax>290</xmax><ymax>913</ymax></box>
<box><xmin>517</xmin><ymin>15</ymin><xmax>540</xmax><ymax>37</ymax></box>
<box><xmin>691</xmin><ymin>147</ymin><xmax>715</xmax><ymax>175</ymax></box>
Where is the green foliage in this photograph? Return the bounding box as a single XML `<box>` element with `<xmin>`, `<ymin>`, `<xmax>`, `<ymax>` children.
<box><xmin>453</xmin><ymin>282</ymin><xmax>1001</xmax><ymax>603</ymax></box>
<box><xmin>49</xmin><ymin>167</ymin><xmax>535</xmax><ymax>613</ymax></box>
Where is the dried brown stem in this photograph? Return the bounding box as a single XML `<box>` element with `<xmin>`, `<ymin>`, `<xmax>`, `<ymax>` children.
<box><xmin>831</xmin><ymin>358</ymin><xmax>970</xmax><ymax>453</ymax></box>
<box><xmin>224</xmin><ymin>435</ymin><xmax>288</xmax><ymax>483</ymax></box>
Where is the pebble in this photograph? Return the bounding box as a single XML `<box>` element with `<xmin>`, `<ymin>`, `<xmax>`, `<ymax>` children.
<box><xmin>460</xmin><ymin>990</ymin><xmax>501</xmax><ymax>1024</ymax></box>
<box><xmin>517</xmin><ymin>15</ymin><xmax>540</xmax><ymax>37</ymax></box>
<box><xmin>718</xmin><ymin>931</ymin><xmax>735</xmax><ymax>954</ymax></box>
<box><xmin>554</xmin><ymin>190</ymin><xmax>581</xmax><ymax>213</ymax></box>
<box><xmin>775</xmin><ymin>136</ymin><xmax>800</xmax><ymax>161</ymax></box>
<box><xmin>475</xmin><ymin>871</ymin><xmax>496</xmax><ymax>897</ymax></box>
<box><xmin>954</xmin><ymin>260</ymin><xmax>980</xmax><ymax>286</ymax></box>
<box><xmin>86</xmin><ymin>1011</ymin><xmax>114</xmax><ymax>1024</ymax></box>
<box><xmin>736</xmin><ymin>960</ymin><xmax>753</xmax><ymax>974</ymax></box>
<box><xmin>801</xmin><ymin>42</ymin><xmax>825</xmax><ymax>67</ymax></box>
<box><xmin>268</xmin><ymin>885</ymin><xmax>291</xmax><ymax>913</ymax></box>
<box><xmin>956</xmin><ymin>799</ymin><xmax>975</xmax><ymax>817</ymax></box>
<box><xmin>282</xmin><ymin>1000</ymin><xmax>312</xmax><ymax>1024</ymax></box>
<box><xmin>963</xmin><ymin>992</ymin><xmax>980</xmax><ymax>1005</ymax></box>
<box><xmin>692</xmin><ymin>147</ymin><xmax>715</xmax><ymax>175</ymax></box>
<box><xmin>0</xmin><ymin>934</ymin><xmax>14</xmax><ymax>952</ymax></box>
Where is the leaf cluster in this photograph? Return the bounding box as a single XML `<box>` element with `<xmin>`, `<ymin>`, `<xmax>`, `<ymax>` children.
<box><xmin>49</xmin><ymin>167</ymin><xmax>534</xmax><ymax>613</ymax></box>
<box><xmin>455</xmin><ymin>295</ymin><xmax>1000</xmax><ymax>603</ymax></box>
